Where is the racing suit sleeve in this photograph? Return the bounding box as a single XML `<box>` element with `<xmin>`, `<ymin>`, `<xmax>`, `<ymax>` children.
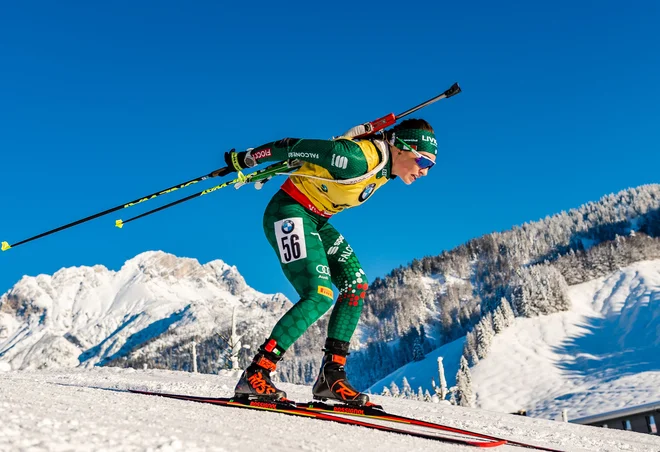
<box><xmin>248</xmin><ymin>138</ymin><xmax>369</xmax><ymax>180</ymax></box>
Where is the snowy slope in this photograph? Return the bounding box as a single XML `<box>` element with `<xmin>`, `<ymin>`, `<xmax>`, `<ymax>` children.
<box><xmin>370</xmin><ymin>259</ymin><xmax>660</xmax><ymax>420</ymax></box>
<box><xmin>0</xmin><ymin>251</ymin><xmax>291</xmax><ymax>370</ymax></box>
<box><xmin>2</xmin><ymin>367</ymin><xmax>659</xmax><ymax>452</ymax></box>
<box><xmin>368</xmin><ymin>334</ymin><xmax>466</xmax><ymax>397</ymax></box>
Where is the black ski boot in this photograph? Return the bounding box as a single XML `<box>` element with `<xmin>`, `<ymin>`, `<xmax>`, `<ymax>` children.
<box><xmin>312</xmin><ymin>338</ymin><xmax>369</xmax><ymax>406</ymax></box>
<box><xmin>234</xmin><ymin>339</ymin><xmax>287</xmax><ymax>401</ymax></box>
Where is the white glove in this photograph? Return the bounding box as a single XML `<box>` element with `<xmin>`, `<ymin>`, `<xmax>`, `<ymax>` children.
<box><xmin>340</xmin><ymin>122</ymin><xmax>374</xmax><ymax>139</ymax></box>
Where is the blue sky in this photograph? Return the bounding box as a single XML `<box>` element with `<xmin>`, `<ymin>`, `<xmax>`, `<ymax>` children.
<box><xmin>1</xmin><ymin>1</ymin><xmax>659</xmax><ymax>302</ymax></box>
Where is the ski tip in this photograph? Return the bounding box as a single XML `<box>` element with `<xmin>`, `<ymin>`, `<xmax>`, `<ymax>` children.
<box><xmin>471</xmin><ymin>439</ymin><xmax>507</xmax><ymax>448</ymax></box>
<box><xmin>115</xmin><ymin>219</ymin><xmax>124</xmax><ymax>229</ymax></box>
<box><xmin>1</xmin><ymin>241</ymin><xmax>10</xmax><ymax>251</ymax></box>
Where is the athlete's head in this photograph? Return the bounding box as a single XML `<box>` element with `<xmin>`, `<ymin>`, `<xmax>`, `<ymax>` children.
<box><xmin>387</xmin><ymin>119</ymin><xmax>437</xmax><ymax>185</ymax></box>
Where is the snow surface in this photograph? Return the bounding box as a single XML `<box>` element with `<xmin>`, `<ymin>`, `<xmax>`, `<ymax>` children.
<box><xmin>1</xmin><ymin>367</ymin><xmax>659</xmax><ymax>452</ymax></box>
<box><xmin>371</xmin><ymin>260</ymin><xmax>660</xmax><ymax>421</ymax></box>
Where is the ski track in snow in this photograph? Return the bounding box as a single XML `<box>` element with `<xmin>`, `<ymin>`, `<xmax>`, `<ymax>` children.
<box><xmin>1</xmin><ymin>368</ymin><xmax>659</xmax><ymax>452</ymax></box>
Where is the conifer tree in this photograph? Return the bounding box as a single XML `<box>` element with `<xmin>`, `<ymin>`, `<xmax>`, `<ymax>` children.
<box><xmin>475</xmin><ymin>315</ymin><xmax>494</xmax><ymax>360</ymax></box>
<box><xmin>464</xmin><ymin>330</ymin><xmax>479</xmax><ymax>366</ymax></box>
<box><xmin>492</xmin><ymin>306</ymin><xmax>506</xmax><ymax>333</ymax></box>
<box><xmin>455</xmin><ymin>355</ymin><xmax>474</xmax><ymax>407</ymax></box>
<box><xmin>402</xmin><ymin>376</ymin><xmax>413</xmax><ymax>399</ymax></box>
<box><xmin>500</xmin><ymin>297</ymin><xmax>515</xmax><ymax>326</ymax></box>
<box><xmin>412</xmin><ymin>337</ymin><xmax>425</xmax><ymax>361</ymax></box>
<box><xmin>389</xmin><ymin>381</ymin><xmax>401</xmax><ymax>398</ymax></box>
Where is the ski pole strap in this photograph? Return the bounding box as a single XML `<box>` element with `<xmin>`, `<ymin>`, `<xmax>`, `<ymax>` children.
<box><xmin>231</xmin><ymin>152</ymin><xmax>243</xmax><ymax>171</ymax></box>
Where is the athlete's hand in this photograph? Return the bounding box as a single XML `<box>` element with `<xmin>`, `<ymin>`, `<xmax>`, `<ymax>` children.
<box><xmin>224</xmin><ymin>149</ymin><xmax>255</xmax><ymax>173</ymax></box>
<box><xmin>341</xmin><ymin>122</ymin><xmax>374</xmax><ymax>139</ymax></box>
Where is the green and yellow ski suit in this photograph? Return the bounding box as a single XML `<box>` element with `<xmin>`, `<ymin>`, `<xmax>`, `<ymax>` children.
<box><xmin>249</xmin><ymin>136</ymin><xmax>392</xmax><ymax>350</ymax></box>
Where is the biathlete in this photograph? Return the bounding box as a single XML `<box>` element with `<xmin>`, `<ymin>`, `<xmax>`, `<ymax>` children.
<box><xmin>226</xmin><ymin>119</ymin><xmax>438</xmax><ymax>405</ymax></box>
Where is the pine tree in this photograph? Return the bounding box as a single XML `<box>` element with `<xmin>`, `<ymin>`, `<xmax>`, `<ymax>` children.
<box><xmin>500</xmin><ymin>297</ymin><xmax>515</xmax><ymax>326</ymax></box>
<box><xmin>448</xmin><ymin>387</ymin><xmax>457</xmax><ymax>406</ymax></box>
<box><xmin>464</xmin><ymin>330</ymin><xmax>479</xmax><ymax>366</ymax></box>
<box><xmin>475</xmin><ymin>315</ymin><xmax>494</xmax><ymax>360</ymax></box>
<box><xmin>455</xmin><ymin>355</ymin><xmax>474</xmax><ymax>407</ymax></box>
<box><xmin>381</xmin><ymin>386</ymin><xmax>392</xmax><ymax>397</ymax></box>
<box><xmin>389</xmin><ymin>381</ymin><xmax>400</xmax><ymax>398</ymax></box>
<box><xmin>401</xmin><ymin>377</ymin><xmax>413</xmax><ymax>399</ymax></box>
<box><xmin>412</xmin><ymin>337</ymin><xmax>425</xmax><ymax>361</ymax></box>
<box><xmin>492</xmin><ymin>306</ymin><xmax>505</xmax><ymax>333</ymax></box>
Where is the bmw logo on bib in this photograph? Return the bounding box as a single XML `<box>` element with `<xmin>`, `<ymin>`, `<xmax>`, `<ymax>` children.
<box><xmin>359</xmin><ymin>183</ymin><xmax>377</xmax><ymax>202</ymax></box>
<box><xmin>281</xmin><ymin>220</ymin><xmax>295</xmax><ymax>234</ymax></box>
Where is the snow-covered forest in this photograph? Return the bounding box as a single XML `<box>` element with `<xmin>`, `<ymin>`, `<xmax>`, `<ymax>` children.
<box><xmin>348</xmin><ymin>184</ymin><xmax>660</xmax><ymax>390</ymax></box>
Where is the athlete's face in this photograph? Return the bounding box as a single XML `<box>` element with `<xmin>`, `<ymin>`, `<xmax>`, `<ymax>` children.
<box><xmin>391</xmin><ymin>146</ymin><xmax>435</xmax><ymax>185</ymax></box>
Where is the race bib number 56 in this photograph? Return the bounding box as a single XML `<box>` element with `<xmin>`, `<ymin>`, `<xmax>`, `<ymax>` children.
<box><xmin>274</xmin><ymin>218</ymin><xmax>307</xmax><ymax>264</ymax></box>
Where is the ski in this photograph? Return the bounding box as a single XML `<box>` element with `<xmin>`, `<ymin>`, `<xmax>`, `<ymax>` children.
<box><xmin>129</xmin><ymin>389</ymin><xmax>505</xmax><ymax>448</ymax></box>
<box><xmin>296</xmin><ymin>401</ymin><xmax>565</xmax><ymax>452</ymax></box>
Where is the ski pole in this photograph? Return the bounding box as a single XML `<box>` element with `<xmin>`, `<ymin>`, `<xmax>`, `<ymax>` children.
<box><xmin>1</xmin><ymin>167</ymin><xmax>233</xmax><ymax>252</ymax></box>
<box><xmin>115</xmin><ymin>160</ymin><xmax>300</xmax><ymax>228</ymax></box>
<box><xmin>354</xmin><ymin>82</ymin><xmax>462</xmax><ymax>137</ymax></box>
<box><xmin>2</xmin><ymin>84</ymin><xmax>461</xmax><ymax>251</ymax></box>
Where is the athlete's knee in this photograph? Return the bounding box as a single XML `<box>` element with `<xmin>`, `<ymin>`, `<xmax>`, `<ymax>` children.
<box><xmin>301</xmin><ymin>287</ymin><xmax>335</xmax><ymax>313</ymax></box>
<box><xmin>337</xmin><ymin>271</ymin><xmax>368</xmax><ymax>308</ymax></box>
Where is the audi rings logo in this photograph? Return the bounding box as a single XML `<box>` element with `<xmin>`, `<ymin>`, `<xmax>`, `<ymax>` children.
<box><xmin>281</xmin><ymin>220</ymin><xmax>295</xmax><ymax>234</ymax></box>
<box><xmin>316</xmin><ymin>265</ymin><xmax>331</xmax><ymax>276</ymax></box>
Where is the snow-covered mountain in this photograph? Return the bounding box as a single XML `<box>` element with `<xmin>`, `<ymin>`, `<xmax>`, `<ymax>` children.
<box><xmin>0</xmin><ymin>251</ymin><xmax>291</xmax><ymax>371</ymax></box>
<box><xmin>369</xmin><ymin>259</ymin><xmax>660</xmax><ymax>420</ymax></box>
